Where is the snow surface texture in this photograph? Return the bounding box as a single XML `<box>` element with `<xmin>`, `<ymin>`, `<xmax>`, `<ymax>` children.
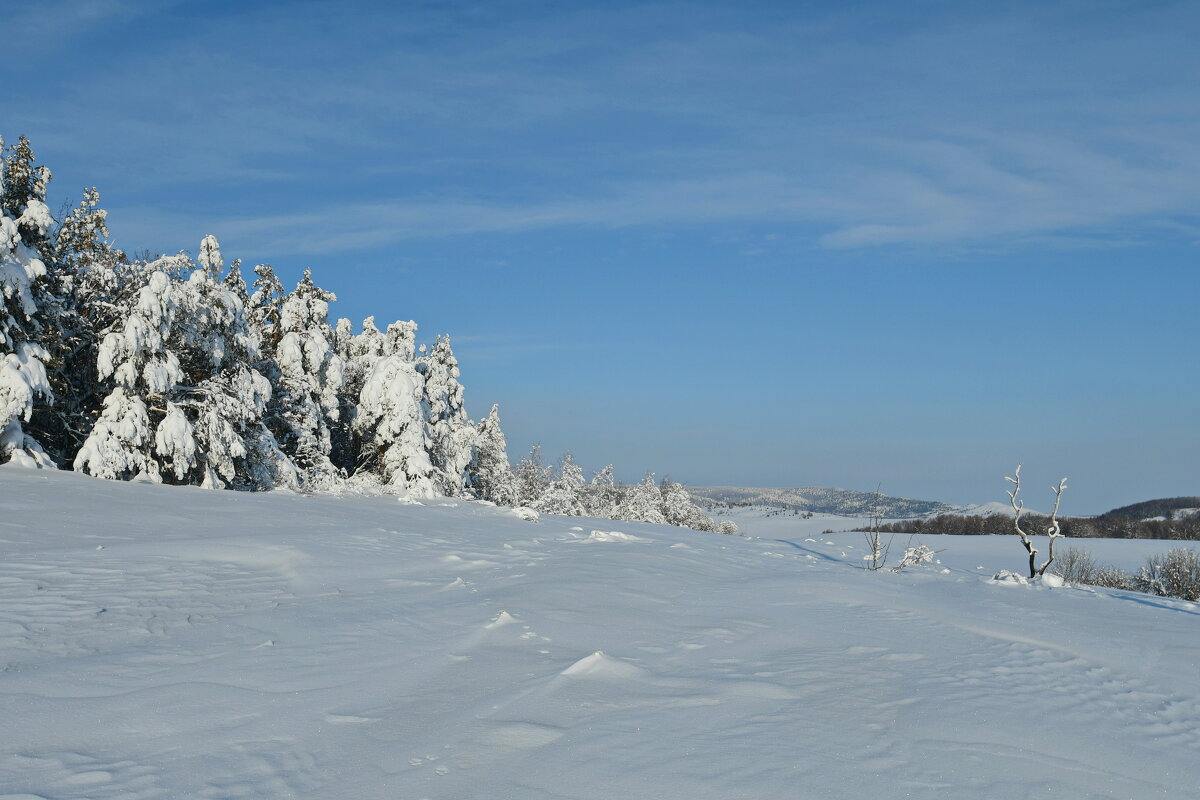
<box><xmin>2</xmin><ymin>467</ymin><xmax>1199</xmax><ymax>799</ymax></box>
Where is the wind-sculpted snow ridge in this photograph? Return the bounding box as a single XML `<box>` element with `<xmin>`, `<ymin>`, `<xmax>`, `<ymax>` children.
<box><xmin>689</xmin><ymin>485</ymin><xmax>959</xmax><ymax>517</ymax></box>
<box><xmin>2</xmin><ymin>466</ymin><xmax>1200</xmax><ymax>799</ymax></box>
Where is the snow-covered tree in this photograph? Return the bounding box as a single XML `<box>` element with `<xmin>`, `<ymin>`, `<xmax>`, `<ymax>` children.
<box><xmin>582</xmin><ymin>464</ymin><xmax>620</xmax><ymax>518</ymax></box>
<box><xmin>616</xmin><ymin>473</ymin><xmax>667</xmax><ymax>524</ymax></box>
<box><xmin>265</xmin><ymin>269</ymin><xmax>345</xmax><ymax>488</ymax></box>
<box><xmin>354</xmin><ymin>346</ymin><xmax>435</xmax><ymax>498</ymax></box>
<box><xmin>74</xmin><ymin>260</ymin><xmax>184</xmax><ymax>481</ymax></box>
<box><xmin>223</xmin><ymin>259</ymin><xmax>249</xmax><ymax>304</ymax></box>
<box><xmin>0</xmin><ymin>136</ymin><xmax>56</xmax><ymax>466</ymax></box>
<box><xmin>45</xmin><ymin>186</ymin><xmax>130</xmax><ymax>462</ymax></box>
<box><xmin>421</xmin><ymin>334</ymin><xmax>475</xmax><ymax>495</ymax></box>
<box><xmin>514</xmin><ymin>444</ymin><xmax>553</xmax><ymax>507</ymax></box>
<box><xmin>248</xmin><ymin>263</ymin><xmax>286</xmax><ymax>352</ymax></box>
<box><xmin>75</xmin><ymin>240</ymin><xmax>291</xmax><ymax>489</ymax></box>
<box><xmin>467</xmin><ymin>403</ymin><xmax>518</xmax><ymax>505</ymax></box>
<box><xmin>344</xmin><ymin>317</ymin><xmax>384</xmax><ymax>397</ymax></box>
<box><xmin>534</xmin><ymin>451</ymin><xmax>586</xmax><ymax>515</ymax></box>
<box><xmin>659</xmin><ymin>478</ymin><xmax>717</xmax><ymax>530</ymax></box>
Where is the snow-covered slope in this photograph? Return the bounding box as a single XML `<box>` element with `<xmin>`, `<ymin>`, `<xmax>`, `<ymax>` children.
<box><xmin>3</xmin><ymin>466</ymin><xmax>1199</xmax><ymax>799</ymax></box>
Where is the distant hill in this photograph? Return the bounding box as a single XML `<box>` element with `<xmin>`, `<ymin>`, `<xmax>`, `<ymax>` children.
<box><xmin>1100</xmin><ymin>497</ymin><xmax>1200</xmax><ymax>520</ymax></box>
<box><xmin>686</xmin><ymin>486</ymin><xmax>958</xmax><ymax>519</ymax></box>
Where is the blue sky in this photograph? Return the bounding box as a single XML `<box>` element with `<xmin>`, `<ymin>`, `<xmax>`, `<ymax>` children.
<box><xmin>7</xmin><ymin>0</ymin><xmax>1198</xmax><ymax>512</ymax></box>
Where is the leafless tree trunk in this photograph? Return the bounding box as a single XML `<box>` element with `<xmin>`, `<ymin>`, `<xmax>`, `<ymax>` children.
<box><xmin>1005</xmin><ymin>464</ymin><xmax>1068</xmax><ymax>578</ymax></box>
<box><xmin>863</xmin><ymin>485</ymin><xmax>890</xmax><ymax>571</ymax></box>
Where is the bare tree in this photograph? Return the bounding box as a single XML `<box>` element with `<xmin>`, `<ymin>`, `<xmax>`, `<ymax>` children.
<box><xmin>1005</xmin><ymin>464</ymin><xmax>1068</xmax><ymax>578</ymax></box>
<box><xmin>863</xmin><ymin>485</ymin><xmax>891</xmax><ymax>571</ymax></box>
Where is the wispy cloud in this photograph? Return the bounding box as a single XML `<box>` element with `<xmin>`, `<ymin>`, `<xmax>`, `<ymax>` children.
<box><xmin>112</xmin><ymin>121</ymin><xmax>1200</xmax><ymax>256</ymax></box>
<box><xmin>10</xmin><ymin>1</ymin><xmax>1200</xmax><ymax>253</ymax></box>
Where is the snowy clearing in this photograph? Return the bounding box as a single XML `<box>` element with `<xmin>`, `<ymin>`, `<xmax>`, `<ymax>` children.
<box><xmin>2</xmin><ymin>467</ymin><xmax>1199</xmax><ymax>799</ymax></box>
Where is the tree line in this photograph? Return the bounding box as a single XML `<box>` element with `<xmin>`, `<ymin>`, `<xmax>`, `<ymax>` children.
<box><xmin>0</xmin><ymin>136</ymin><xmax>733</xmax><ymax>533</ymax></box>
<box><xmin>861</xmin><ymin>511</ymin><xmax>1200</xmax><ymax>541</ymax></box>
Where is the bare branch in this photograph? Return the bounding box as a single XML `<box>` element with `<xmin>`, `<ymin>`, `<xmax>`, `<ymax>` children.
<box><xmin>1036</xmin><ymin>477</ymin><xmax>1069</xmax><ymax>576</ymax></box>
<box><xmin>1006</xmin><ymin>464</ymin><xmax>1039</xmax><ymax>577</ymax></box>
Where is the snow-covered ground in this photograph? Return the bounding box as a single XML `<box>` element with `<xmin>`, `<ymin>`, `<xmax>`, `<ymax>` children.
<box><xmin>3</xmin><ymin>467</ymin><xmax>1200</xmax><ymax>799</ymax></box>
<box><xmin>714</xmin><ymin>506</ymin><xmax>1200</xmax><ymax>574</ymax></box>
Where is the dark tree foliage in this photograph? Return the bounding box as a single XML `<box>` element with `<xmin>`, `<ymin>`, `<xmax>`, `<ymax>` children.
<box><xmin>861</xmin><ymin>509</ymin><xmax>1200</xmax><ymax>541</ymax></box>
<box><xmin>1099</xmin><ymin>497</ymin><xmax>1200</xmax><ymax>520</ymax></box>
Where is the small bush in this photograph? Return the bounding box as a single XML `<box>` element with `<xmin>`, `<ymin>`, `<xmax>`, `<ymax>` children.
<box><xmin>1133</xmin><ymin>548</ymin><xmax>1200</xmax><ymax>601</ymax></box>
<box><xmin>891</xmin><ymin>540</ymin><xmax>938</xmax><ymax>572</ymax></box>
<box><xmin>1051</xmin><ymin>546</ymin><xmax>1132</xmax><ymax>590</ymax></box>
<box><xmin>1090</xmin><ymin>565</ymin><xmax>1132</xmax><ymax>590</ymax></box>
<box><xmin>1052</xmin><ymin>546</ymin><xmax>1097</xmax><ymax>584</ymax></box>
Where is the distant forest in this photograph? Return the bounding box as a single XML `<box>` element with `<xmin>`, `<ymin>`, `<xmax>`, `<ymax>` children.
<box><xmin>1100</xmin><ymin>497</ymin><xmax>1200</xmax><ymax>520</ymax></box>
<box><xmin>861</xmin><ymin>499</ymin><xmax>1200</xmax><ymax>541</ymax></box>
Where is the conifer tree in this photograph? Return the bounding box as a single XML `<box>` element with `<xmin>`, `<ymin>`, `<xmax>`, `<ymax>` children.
<box><xmin>75</xmin><ymin>241</ymin><xmax>291</xmax><ymax>489</ymax></box>
<box><xmin>248</xmin><ymin>263</ymin><xmax>285</xmax><ymax>352</ymax></box>
<box><xmin>659</xmin><ymin>478</ymin><xmax>718</xmax><ymax>531</ymax></box>
<box><xmin>74</xmin><ymin>259</ymin><xmax>186</xmax><ymax>481</ymax></box>
<box><xmin>533</xmin><ymin>451</ymin><xmax>586</xmax><ymax>515</ymax></box>
<box><xmin>265</xmin><ymin>268</ymin><xmax>345</xmax><ymax>488</ymax></box>
<box><xmin>583</xmin><ymin>464</ymin><xmax>620</xmax><ymax>518</ymax></box>
<box><xmin>421</xmin><ymin>334</ymin><xmax>475</xmax><ymax>495</ymax></box>
<box><xmin>514</xmin><ymin>444</ymin><xmax>553</xmax><ymax>507</ymax></box>
<box><xmin>354</xmin><ymin>341</ymin><xmax>435</xmax><ymax>498</ymax></box>
<box><xmin>46</xmin><ymin>186</ymin><xmax>129</xmax><ymax>462</ymax></box>
<box><xmin>0</xmin><ymin>136</ymin><xmax>56</xmax><ymax>466</ymax></box>
<box><xmin>467</xmin><ymin>403</ymin><xmax>518</xmax><ymax>505</ymax></box>
<box><xmin>617</xmin><ymin>472</ymin><xmax>667</xmax><ymax>524</ymax></box>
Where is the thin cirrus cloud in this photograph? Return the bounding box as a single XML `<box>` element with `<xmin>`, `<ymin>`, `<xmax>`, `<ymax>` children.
<box><xmin>12</xmin><ymin>1</ymin><xmax>1199</xmax><ymax>255</ymax></box>
<box><xmin>113</xmin><ymin>125</ymin><xmax>1200</xmax><ymax>258</ymax></box>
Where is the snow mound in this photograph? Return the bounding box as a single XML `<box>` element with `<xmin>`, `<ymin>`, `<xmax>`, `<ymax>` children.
<box><xmin>583</xmin><ymin>530</ymin><xmax>647</xmax><ymax>543</ymax></box>
<box><xmin>560</xmin><ymin>651</ymin><xmax>647</xmax><ymax>680</ymax></box>
<box><xmin>486</xmin><ymin>610</ymin><xmax>519</xmax><ymax>629</ymax></box>
<box><xmin>511</xmin><ymin>506</ymin><xmax>540</xmax><ymax>522</ymax></box>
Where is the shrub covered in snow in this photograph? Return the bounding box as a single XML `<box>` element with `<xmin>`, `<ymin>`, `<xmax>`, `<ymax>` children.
<box><xmin>1133</xmin><ymin>548</ymin><xmax>1200</xmax><ymax>602</ymax></box>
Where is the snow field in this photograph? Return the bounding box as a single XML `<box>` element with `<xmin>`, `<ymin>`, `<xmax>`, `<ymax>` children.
<box><xmin>2</xmin><ymin>467</ymin><xmax>1199</xmax><ymax>798</ymax></box>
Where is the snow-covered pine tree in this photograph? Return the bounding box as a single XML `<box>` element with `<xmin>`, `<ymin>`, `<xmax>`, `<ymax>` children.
<box><xmin>353</xmin><ymin>330</ymin><xmax>435</xmax><ymax>498</ymax></box>
<box><xmin>266</xmin><ymin>268</ymin><xmax>345</xmax><ymax>489</ymax></box>
<box><xmin>467</xmin><ymin>403</ymin><xmax>518</xmax><ymax>505</ymax></box>
<box><xmin>248</xmin><ymin>263</ymin><xmax>286</xmax><ymax>353</ymax></box>
<box><xmin>223</xmin><ymin>259</ymin><xmax>249</xmax><ymax>305</ymax></box>
<box><xmin>421</xmin><ymin>334</ymin><xmax>475</xmax><ymax>496</ymax></box>
<box><xmin>181</xmin><ymin>254</ymin><xmax>295</xmax><ymax>489</ymax></box>
<box><xmin>583</xmin><ymin>464</ymin><xmax>620</xmax><ymax>518</ymax></box>
<box><xmin>46</xmin><ymin>186</ymin><xmax>129</xmax><ymax>464</ymax></box>
<box><xmin>75</xmin><ymin>239</ymin><xmax>293</xmax><ymax>489</ymax></box>
<box><xmin>74</xmin><ymin>258</ymin><xmax>185</xmax><ymax>481</ymax></box>
<box><xmin>514</xmin><ymin>444</ymin><xmax>552</xmax><ymax>507</ymax></box>
<box><xmin>332</xmin><ymin>316</ymin><xmax>386</xmax><ymax>476</ymax></box>
<box><xmin>659</xmin><ymin>478</ymin><xmax>718</xmax><ymax>531</ymax></box>
<box><xmin>344</xmin><ymin>317</ymin><xmax>384</xmax><ymax>397</ymax></box>
<box><xmin>534</xmin><ymin>451</ymin><xmax>586</xmax><ymax>515</ymax></box>
<box><xmin>616</xmin><ymin>472</ymin><xmax>667</xmax><ymax>524</ymax></box>
<box><xmin>385</xmin><ymin>319</ymin><xmax>418</xmax><ymax>361</ymax></box>
<box><xmin>0</xmin><ymin>136</ymin><xmax>57</xmax><ymax>467</ymax></box>
<box><xmin>328</xmin><ymin>316</ymin><xmax>357</xmax><ymax>471</ymax></box>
